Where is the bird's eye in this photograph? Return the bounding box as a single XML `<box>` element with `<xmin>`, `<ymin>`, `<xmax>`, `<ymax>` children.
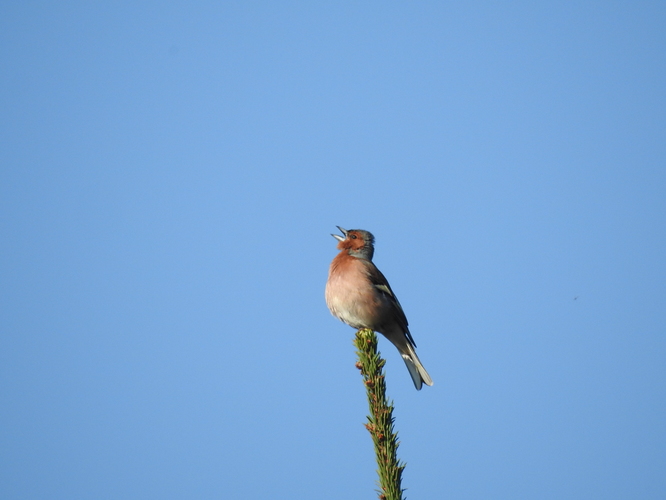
<box><xmin>350</xmin><ymin>234</ymin><xmax>357</xmax><ymax>239</ymax></box>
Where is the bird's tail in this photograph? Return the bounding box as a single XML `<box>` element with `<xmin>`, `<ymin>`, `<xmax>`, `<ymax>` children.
<box><xmin>401</xmin><ymin>343</ymin><xmax>433</xmax><ymax>391</ymax></box>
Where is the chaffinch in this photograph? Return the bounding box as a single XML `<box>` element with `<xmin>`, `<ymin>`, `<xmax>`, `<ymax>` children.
<box><xmin>325</xmin><ymin>227</ymin><xmax>433</xmax><ymax>390</ymax></box>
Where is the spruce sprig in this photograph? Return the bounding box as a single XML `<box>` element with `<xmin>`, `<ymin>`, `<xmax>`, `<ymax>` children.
<box><xmin>354</xmin><ymin>328</ymin><xmax>406</xmax><ymax>500</ymax></box>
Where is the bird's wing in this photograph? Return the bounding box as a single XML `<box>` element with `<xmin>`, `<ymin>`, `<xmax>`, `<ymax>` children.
<box><xmin>364</xmin><ymin>261</ymin><xmax>417</xmax><ymax>348</ymax></box>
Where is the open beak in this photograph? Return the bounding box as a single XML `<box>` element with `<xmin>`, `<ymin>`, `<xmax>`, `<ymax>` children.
<box><xmin>331</xmin><ymin>226</ymin><xmax>347</xmax><ymax>242</ymax></box>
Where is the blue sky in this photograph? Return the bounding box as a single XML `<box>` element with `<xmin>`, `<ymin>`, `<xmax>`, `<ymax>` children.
<box><xmin>1</xmin><ymin>2</ymin><xmax>665</xmax><ymax>498</ymax></box>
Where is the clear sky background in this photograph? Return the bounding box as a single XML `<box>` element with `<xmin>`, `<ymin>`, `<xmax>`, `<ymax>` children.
<box><xmin>1</xmin><ymin>2</ymin><xmax>665</xmax><ymax>499</ymax></box>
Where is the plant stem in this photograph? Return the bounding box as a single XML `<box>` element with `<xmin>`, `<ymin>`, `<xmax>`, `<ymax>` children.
<box><xmin>354</xmin><ymin>328</ymin><xmax>406</xmax><ymax>500</ymax></box>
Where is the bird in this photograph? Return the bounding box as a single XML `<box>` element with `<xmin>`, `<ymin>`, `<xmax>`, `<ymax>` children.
<box><xmin>325</xmin><ymin>226</ymin><xmax>433</xmax><ymax>390</ymax></box>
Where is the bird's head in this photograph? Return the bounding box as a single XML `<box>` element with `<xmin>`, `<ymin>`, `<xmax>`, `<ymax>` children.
<box><xmin>332</xmin><ymin>226</ymin><xmax>375</xmax><ymax>260</ymax></box>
